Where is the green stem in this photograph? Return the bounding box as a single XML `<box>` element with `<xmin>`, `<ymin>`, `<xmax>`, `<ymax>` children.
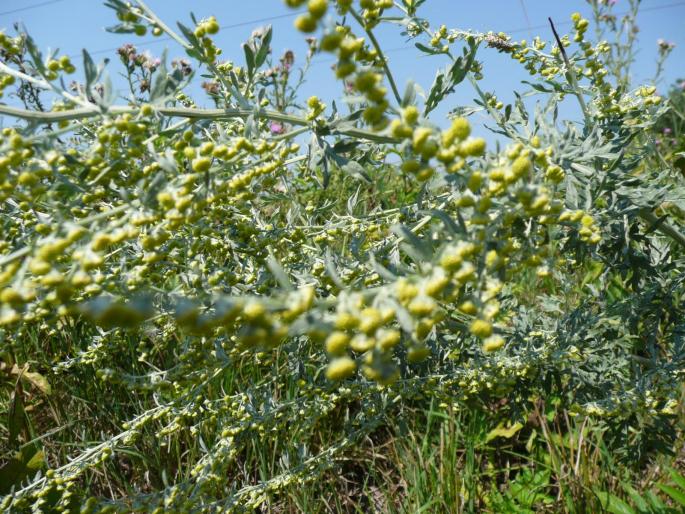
<box><xmin>0</xmin><ymin>61</ymin><xmax>89</xmax><ymax>109</ymax></box>
<box><xmin>0</xmin><ymin>104</ymin><xmax>398</xmax><ymax>143</ymax></box>
<box><xmin>270</xmin><ymin>125</ymin><xmax>309</xmax><ymax>142</ymax></box>
<box><xmin>0</xmin><ymin>247</ymin><xmax>31</xmax><ymax>268</ymax></box>
<box><xmin>0</xmin><ymin>205</ymin><xmax>130</xmax><ymax>268</ymax></box>
<box><xmin>133</xmin><ymin>0</ymin><xmax>248</xmax><ymax>107</ymax></box>
<box><xmin>639</xmin><ymin>209</ymin><xmax>685</xmax><ymax>249</ymax></box>
<box><xmin>349</xmin><ymin>8</ymin><xmax>403</xmax><ymax>106</ymax></box>
<box><xmin>134</xmin><ymin>0</ymin><xmax>191</xmax><ymax>51</ymax></box>
<box><xmin>467</xmin><ymin>74</ymin><xmax>523</xmax><ymax>144</ymax></box>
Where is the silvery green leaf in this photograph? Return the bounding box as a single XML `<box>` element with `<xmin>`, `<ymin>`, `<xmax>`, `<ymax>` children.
<box><xmin>254</xmin><ymin>25</ymin><xmax>272</xmax><ymax>69</ymax></box>
<box><xmin>391</xmin><ymin>224</ymin><xmax>432</xmax><ymax>261</ymax></box>
<box><xmin>82</xmin><ymin>49</ymin><xmax>97</xmax><ymax>93</ymax></box>
<box><xmin>368</xmin><ymin>253</ymin><xmax>397</xmax><ymax>281</ymax></box>
<box><xmin>242</xmin><ymin>43</ymin><xmax>255</xmax><ymax>77</ymax></box>
<box><xmin>342</xmin><ymin>162</ymin><xmax>371</xmax><ymax>183</ymax></box>
<box><xmin>324</xmin><ymin>249</ymin><xmax>345</xmax><ymax>289</ymax></box>
<box><xmin>347</xmin><ymin>185</ymin><xmax>360</xmax><ymax>215</ymax></box>
<box><xmin>402</xmin><ymin>80</ymin><xmax>417</xmax><ymax>107</ymax></box>
<box><xmin>424</xmin><ymin>40</ymin><xmax>478</xmax><ymax>115</ymax></box>
<box><xmin>267</xmin><ymin>253</ymin><xmax>293</xmax><ymax>290</ymax></box>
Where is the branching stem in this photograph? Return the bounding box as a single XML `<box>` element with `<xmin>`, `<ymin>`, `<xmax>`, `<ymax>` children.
<box><xmin>349</xmin><ymin>8</ymin><xmax>402</xmax><ymax>106</ymax></box>
<box><xmin>0</xmin><ymin>104</ymin><xmax>399</xmax><ymax>143</ymax></box>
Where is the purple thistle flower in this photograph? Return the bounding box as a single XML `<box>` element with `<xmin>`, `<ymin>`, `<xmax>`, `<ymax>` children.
<box><xmin>269</xmin><ymin>121</ymin><xmax>285</xmax><ymax>135</ymax></box>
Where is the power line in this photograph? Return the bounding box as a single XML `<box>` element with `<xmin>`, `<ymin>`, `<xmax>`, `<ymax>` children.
<box><xmin>77</xmin><ymin>11</ymin><xmax>304</xmax><ymax>58</ymax></box>
<box><xmin>0</xmin><ymin>0</ymin><xmax>67</xmax><ymax>17</ymax></box>
<box><xmin>518</xmin><ymin>0</ymin><xmax>533</xmax><ymax>40</ymax></box>
<box><xmin>220</xmin><ymin>11</ymin><xmax>304</xmax><ymax>30</ymax></box>
<box><xmin>54</xmin><ymin>0</ymin><xmax>684</xmax><ymax>64</ymax></box>
<box><xmin>311</xmin><ymin>0</ymin><xmax>685</xmax><ymax>66</ymax></box>
<box><xmin>507</xmin><ymin>0</ymin><xmax>685</xmax><ymax>34</ymax></box>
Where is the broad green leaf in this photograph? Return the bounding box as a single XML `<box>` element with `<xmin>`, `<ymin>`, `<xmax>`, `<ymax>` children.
<box><xmin>0</xmin><ymin>447</ymin><xmax>45</xmax><ymax>495</ymax></box>
<box><xmin>596</xmin><ymin>491</ymin><xmax>636</xmax><ymax>514</ymax></box>
<box><xmin>657</xmin><ymin>484</ymin><xmax>685</xmax><ymax>507</ymax></box>
<box><xmin>8</xmin><ymin>388</ymin><xmax>27</xmax><ymax>447</ymax></box>
<box><xmin>668</xmin><ymin>468</ymin><xmax>685</xmax><ymax>492</ymax></box>
<box><xmin>486</xmin><ymin>422</ymin><xmax>523</xmax><ymax>442</ymax></box>
<box><xmin>621</xmin><ymin>484</ymin><xmax>650</xmax><ymax>512</ymax></box>
<box><xmin>10</xmin><ymin>364</ymin><xmax>51</xmax><ymax>395</ymax></box>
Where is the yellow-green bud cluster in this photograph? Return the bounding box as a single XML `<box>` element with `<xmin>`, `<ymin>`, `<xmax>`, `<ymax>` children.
<box><xmin>571</xmin><ymin>12</ymin><xmax>589</xmax><ymax>43</ymax></box>
<box><xmin>358</xmin><ymin>0</ymin><xmax>393</xmax><ymax>28</ymax></box>
<box><xmin>44</xmin><ymin>55</ymin><xmax>75</xmax><ymax>80</ymax></box>
<box><xmin>306</xmin><ymin>95</ymin><xmax>326</xmax><ymax>121</ymax></box>
<box><xmin>194</xmin><ymin>17</ymin><xmax>221</xmax><ymax>62</ymax></box>
<box><xmin>293</xmin><ymin>0</ymin><xmax>329</xmax><ymax>33</ymax></box>
<box><xmin>398</xmin><ymin>117</ymin><xmax>484</xmax><ymax>182</ymax></box>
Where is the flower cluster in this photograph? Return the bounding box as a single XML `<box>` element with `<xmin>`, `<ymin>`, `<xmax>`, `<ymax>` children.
<box><xmin>0</xmin><ymin>1</ymin><xmax>683</xmax><ymax>511</ymax></box>
<box><xmin>194</xmin><ymin>16</ymin><xmax>221</xmax><ymax>62</ymax></box>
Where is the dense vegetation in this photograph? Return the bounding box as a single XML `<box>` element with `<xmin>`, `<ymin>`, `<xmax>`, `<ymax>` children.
<box><xmin>1</xmin><ymin>0</ymin><xmax>685</xmax><ymax>511</ymax></box>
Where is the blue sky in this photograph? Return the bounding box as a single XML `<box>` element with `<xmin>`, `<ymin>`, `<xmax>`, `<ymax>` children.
<box><xmin>1</xmin><ymin>0</ymin><xmax>684</xmax><ymax>133</ymax></box>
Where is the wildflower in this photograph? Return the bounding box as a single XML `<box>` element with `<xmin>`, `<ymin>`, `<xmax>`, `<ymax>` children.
<box><xmin>269</xmin><ymin>121</ymin><xmax>285</xmax><ymax>135</ymax></box>
<box><xmin>201</xmin><ymin>81</ymin><xmax>220</xmax><ymax>95</ymax></box>
<box><xmin>172</xmin><ymin>58</ymin><xmax>193</xmax><ymax>76</ymax></box>
<box><xmin>657</xmin><ymin>39</ymin><xmax>675</xmax><ymax>51</ymax></box>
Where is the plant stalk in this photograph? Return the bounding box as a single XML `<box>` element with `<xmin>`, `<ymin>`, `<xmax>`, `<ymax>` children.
<box><xmin>349</xmin><ymin>8</ymin><xmax>403</xmax><ymax>106</ymax></box>
<box><xmin>0</xmin><ymin>104</ymin><xmax>399</xmax><ymax>143</ymax></box>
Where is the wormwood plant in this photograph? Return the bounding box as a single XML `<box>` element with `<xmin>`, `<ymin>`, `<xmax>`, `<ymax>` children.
<box><xmin>0</xmin><ymin>0</ymin><xmax>684</xmax><ymax>511</ymax></box>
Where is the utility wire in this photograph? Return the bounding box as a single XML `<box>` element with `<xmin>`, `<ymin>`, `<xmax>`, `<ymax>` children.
<box><xmin>74</xmin><ymin>11</ymin><xmax>305</xmax><ymax>58</ymax></box>
<box><xmin>0</xmin><ymin>0</ymin><xmax>67</xmax><ymax>17</ymax></box>
<box><xmin>507</xmin><ymin>0</ymin><xmax>685</xmax><ymax>34</ymax></box>
<box><xmin>41</xmin><ymin>0</ymin><xmax>685</xmax><ymax>63</ymax></box>
<box><xmin>518</xmin><ymin>0</ymin><xmax>534</xmax><ymax>41</ymax></box>
<box><xmin>309</xmin><ymin>0</ymin><xmax>685</xmax><ymax>66</ymax></box>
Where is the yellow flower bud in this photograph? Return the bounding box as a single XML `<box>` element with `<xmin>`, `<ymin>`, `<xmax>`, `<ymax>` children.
<box><xmin>459</xmin><ymin>300</ymin><xmax>478</xmax><ymax>315</ymax></box>
<box><xmin>467</xmin><ymin>171</ymin><xmax>483</xmax><ymax>192</ymax></box>
<box><xmin>461</xmin><ymin>138</ymin><xmax>486</xmax><ymax>157</ymax></box>
<box><xmin>412</xmin><ymin>127</ymin><xmax>432</xmax><ymax>152</ymax></box>
<box><xmin>377</xmin><ymin>328</ymin><xmax>401</xmax><ymax>350</ymax></box>
<box><xmin>407</xmin><ymin>345</ymin><xmax>430</xmax><ymax>363</ymax></box>
<box><xmin>443</xmin><ymin>117</ymin><xmax>470</xmax><ymax>146</ymax></box>
<box><xmin>335</xmin><ymin>312</ymin><xmax>359</xmax><ymax>330</ymax></box>
<box><xmin>470</xmin><ymin>319</ymin><xmax>493</xmax><ymax>338</ymax></box>
<box><xmin>482</xmin><ymin>335</ymin><xmax>505</xmax><ymax>353</ymax></box>
<box><xmin>511</xmin><ymin>156</ymin><xmax>531</xmax><ymax>178</ymax></box>
<box><xmin>402</xmin><ymin>105</ymin><xmax>419</xmax><ymax>125</ymax></box>
<box><xmin>192</xmin><ymin>157</ymin><xmax>212</xmax><ymax>173</ymax></box>
<box><xmin>325</xmin><ymin>331</ymin><xmax>350</xmax><ymax>355</ymax></box>
<box><xmin>320</xmin><ymin>31</ymin><xmax>342</xmax><ymax>51</ymax></box>
<box><xmin>350</xmin><ymin>334</ymin><xmax>376</xmax><ymax>353</ymax></box>
<box><xmin>326</xmin><ymin>356</ymin><xmax>356</xmax><ymax>380</ymax></box>
<box><xmin>294</xmin><ymin>14</ymin><xmax>317</xmax><ymax>32</ymax></box>
<box><xmin>0</xmin><ymin>288</ymin><xmax>23</xmax><ymax>305</ymax></box>
<box><xmin>308</xmin><ymin>0</ymin><xmax>328</xmax><ymax>19</ymax></box>
<box><xmin>408</xmin><ymin>295</ymin><xmax>436</xmax><ymax>317</ymax></box>
<box><xmin>29</xmin><ymin>259</ymin><xmax>51</xmax><ymax>276</ymax></box>
<box><xmin>359</xmin><ymin>307</ymin><xmax>382</xmax><ymax>334</ymax></box>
